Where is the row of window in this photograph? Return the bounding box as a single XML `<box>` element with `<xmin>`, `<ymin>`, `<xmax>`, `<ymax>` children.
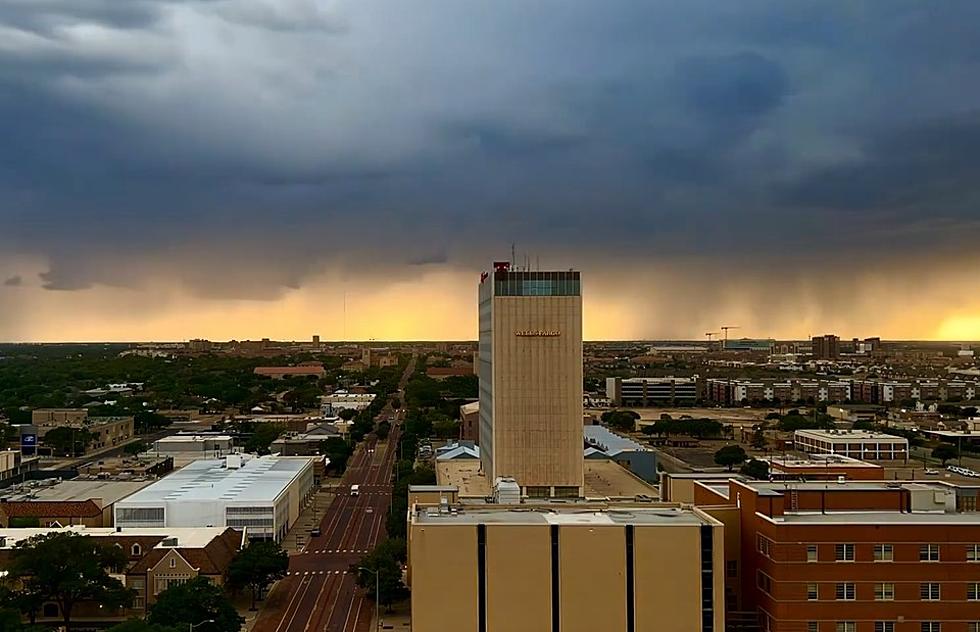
<box><xmin>758</xmin><ymin>573</ymin><xmax>980</xmax><ymax>602</ymax></box>
<box><xmin>825</xmin><ymin>624</ymin><xmax>977</xmax><ymax>632</ymax></box>
<box><xmin>759</xmin><ymin>537</ymin><xmax>980</xmax><ymax>562</ymax></box>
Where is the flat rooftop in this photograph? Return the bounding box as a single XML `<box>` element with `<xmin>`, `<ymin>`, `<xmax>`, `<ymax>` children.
<box><xmin>795</xmin><ymin>429</ymin><xmax>908</xmax><ymax>441</ymax></box>
<box><xmin>155</xmin><ymin>435</ymin><xmax>233</xmax><ymax>443</ymax></box>
<box><xmin>773</xmin><ymin>512</ymin><xmax>980</xmax><ymax>525</ymax></box>
<box><xmin>435</xmin><ymin>459</ymin><xmax>658</xmax><ymax>499</ymax></box>
<box><xmin>0</xmin><ymin>479</ymin><xmax>153</xmax><ymax>505</ymax></box>
<box><xmin>414</xmin><ymin>506</ymin><xmax>704</xmax><ymax>526</ymax></box>
<box><xmin>116</xmin><ymin>456</ymin><xmax>311</xmax><ymax>505</ymax></box>
<box><xmin>0</xmin><ymin>525</ymin><xmax>235</xmax><ymax>548</ymax></box>
<box><xmin>740</xmin><ymin>480</ymin><xmax>951</xmax><ymax>494</ymax></box>
<box><xmin>766</xmin><ymin>455</ymin><xmax>882</xmax><ymax>469</ymax></box>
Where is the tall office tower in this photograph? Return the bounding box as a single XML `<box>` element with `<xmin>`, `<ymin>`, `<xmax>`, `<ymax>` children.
<box><xmin>478</xmin><ymin>262</ymin><xmax>584</xmax><ymax>498</ymax></box>
<box><xmin>811</xmin><ymin>334</ymin><xmax>840</xmax><ymax>360</ymax></box>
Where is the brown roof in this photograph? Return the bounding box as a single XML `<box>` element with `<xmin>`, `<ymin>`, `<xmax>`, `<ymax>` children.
<box><xmin>129</xmin><ymin>528</ymin><xmax>242</xmax><ymax>575</ymax></box>
<box><xmin>0</xmin><ymin>500</ymin><xmax>103</xmax><ymax>518</ymax></box>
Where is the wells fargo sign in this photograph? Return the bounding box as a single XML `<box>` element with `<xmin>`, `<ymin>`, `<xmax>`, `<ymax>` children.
<box><xmin>514</xmin><ymin>330</ymin><xmax>561</xmax><ymax>337</ymax></box>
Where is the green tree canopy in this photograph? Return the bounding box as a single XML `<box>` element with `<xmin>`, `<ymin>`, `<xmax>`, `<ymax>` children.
<box><xmin>601</xmin><ymin>410</ymin><xmax>640</xmax><ymax>433</ymax></box>
<box><xmin>147</xmin><ymin>576</ymin><xmax>243</xmax><ymax>632</ymax></box>
<box><xmin>106</xmin><ymin>620</ymin><xmax>179</xmax><ymax>632</ymax></box>
<box><xmin>124</xmin><ymin>441</ymin><xmax>148</xmax><ymax>456</ymax></box>
<box><xmin>244</xmin><ymin>422</ymin><xmax>285</xmax><ymax>455</ymax></box>
<box><xmin>42</xmin><ymin>426</ymin><xmax>93</xmax><ymax>457</ymax></box>
<box><xmin>354</xmin><ymin>538</ymin><xmax>408</xmax><ymax>609</ymax></box>
<box><xmin>227</xmin><ymin>541</ymin><xmax>288</xmax><ymax>610</ymax></box>
<box><xmin>319</xmin><ymin>437</ymin><xmax>353</xmax><ymax>474</ymax></box>
<box><xmin>714</xmin><ymin>445</ymin><xmax>748</xmax><ymax>471</ymax></box>
<box><xmin>10</xmin><ymin>532</ymin><xmax>132</xmax><ymax>631</ymax></box>
<box><xmin>932</xmin><ymin>443</ymin><xmax>958</xmax><ymax>465</ymax></box>
<box><xmin>740</xmin><ymin>458</ymin><xmax>770</xmax><ymax>480</ymax></box>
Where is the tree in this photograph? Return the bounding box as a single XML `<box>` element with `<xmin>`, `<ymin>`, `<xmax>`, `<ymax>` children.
<box><xmin>106</xmin><ymin>620</ymin><xmax>179</xmax><ymax>632</ymax></box>
<box><xmin>338</xmin><ymin>408</ymin><xmax>359</xmax><ymax>421</ymax></box>
<box><xmin>244</xmin><ymin>422</ymin><xmax>285</xmax><ymax>454</ymax></box>
<box><xmin>354</xmin><ymin>538</ymin><xmax>407</xmax><ymax>609</ymax></box>
<box><xmin>227</xmin><ymin>541</ymin><xmax>288</xmax><ymax>610</ymax></box>
<box><xmin>932</xmin><ymin>443</ymin><xmax>959</xmax><ymax>466</ymax></box>
<box><xmin>376</xmin><ymin>420</ymin><xmax>391</xmax><ymax>440</ymax></box>
<box><xmin>750</xmin><ymin>428</ymin><xmax>767</xmax><ymax>449</ymax></box>
<box><xmin>740</xmin><ymin>458</ymin><xmax>770</xmax><ymax>480</ymax></box>
<box><xmin>134</xmin><ymin>411</ymin><xmax>171</xmax><ymax>433</ymax></box>
<box><xmin>602</xmin><ymin>410</ymin><xmax>640</xmax><ymax>433</ymax></box>
<box><xmin>42</xmin><ymin>426</ymin><xmax>93</xmax><ymax>457</ymax></box>
<box><xmin>10</xmin><ymin>532</ymin><xmax>132</xmax><ymax>631</ymax></box>
<box><xmin>432</xmin><ymin>417</ymin><xmax>459</xmax><ymax>439</ymax></box>
<box><xmin>319</xmin><ymin>437</ymin><xmax>353</xmax><ymax>474</ymax></box>
<box><xmin>714</xmin><ymin>445</ymin><xmax>748</xmax><ymax>471</ymax></box>
<box><xmin>148</xmin><ymin>576</ymin><xmax>243</xmax><ymax>632</ymax></box>
<box><xmin>124</xmin><ymin>441</ymin><xmax>148</xmax><ymax>456</ymax></box>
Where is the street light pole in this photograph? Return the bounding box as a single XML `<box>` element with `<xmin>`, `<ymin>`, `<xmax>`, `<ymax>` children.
<box><xmin>359</xmin><ymin>566</ymin><xmax>380</xmax><ymax>630</ymax></box>
<box><xmin>189</xmin><ymin>619</ymin><xmax>215</xmax><ymax>632</ymax></box>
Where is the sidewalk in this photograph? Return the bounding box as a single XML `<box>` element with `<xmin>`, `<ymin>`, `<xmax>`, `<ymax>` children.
<box><xmin>369</xmin><ymin>598</ymin><xmax>411</xmax><ymax>631</ymax></box>
<box><xmin>283</xmin><ymin>479</ymin><xmax>338</xmax><ymax>553</ymax></box>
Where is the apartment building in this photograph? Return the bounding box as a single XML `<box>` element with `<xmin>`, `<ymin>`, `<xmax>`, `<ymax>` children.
<box><xmin>706</xmin><ymin>379</ymin><xmax>850</xmax><ymax>406</ymax></box>
<box><xmin>812</xmin><ymin>335</ymin><xmax>840</xmax><ymax>360</ymax></box>
<box><xmin>605</xmin><ymin>376</ymin><xmax>699</xmax><ymax>406</ymax></box>
<box><xmin>407</xmin><ymin>496</ymin><xmax>725</xmax><ymax>632</ymax></box>
<box><xmin>692</xmin><ymin>478</ymin><xmax>980</xmax><ymax>632</ymax></box>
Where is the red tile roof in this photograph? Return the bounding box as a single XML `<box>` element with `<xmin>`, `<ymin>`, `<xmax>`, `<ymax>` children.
<box><xmin>0</xmin><ymin>500</ymin><xmax>103</xmax><ymax>518</ymax></box>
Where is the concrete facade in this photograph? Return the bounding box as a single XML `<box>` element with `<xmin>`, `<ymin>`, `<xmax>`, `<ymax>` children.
<box><xmin>408</xmin><ymin>502</ymin><xmax>724</xmax><ymax>632</ymax></box>
<box><xmin>478</xmin><ymin>265</ymin><xmax>584</xmax><ymax>497</ymax></box>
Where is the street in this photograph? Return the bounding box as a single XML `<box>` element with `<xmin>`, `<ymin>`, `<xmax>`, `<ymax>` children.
<box><xmin>252</xmin><ymin>357</ymin><xmax>413</xmax><ymax>632</ymax></box>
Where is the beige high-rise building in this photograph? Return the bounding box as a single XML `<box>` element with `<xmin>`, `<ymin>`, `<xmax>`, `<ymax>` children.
<box><xmin>478</xmin><ymin>263</ymin><xmax>584</xmax><ymax>497</ymax></box>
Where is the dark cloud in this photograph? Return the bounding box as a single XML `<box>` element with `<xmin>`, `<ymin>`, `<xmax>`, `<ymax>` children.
<box><xmin>3</xmin><ymin>276</ymin><xmax>22</xmax><ymax>287</ymax></box>
<box><xmin>1</xmin><ymin>0</ymin><xmax>979</xmax><ymax>303</ymax></box>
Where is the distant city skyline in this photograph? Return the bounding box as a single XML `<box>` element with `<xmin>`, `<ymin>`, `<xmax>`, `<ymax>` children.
<box><xmin>2</xmin><ymin>2</ymin><xmax>980</xmax><ymax>342</ymax></box>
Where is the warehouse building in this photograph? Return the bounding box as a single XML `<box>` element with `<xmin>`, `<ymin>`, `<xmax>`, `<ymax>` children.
<box><xmin>113</xmin><ymin>455</ymin><xmax>314</xmax><ymax>541</ymax></box>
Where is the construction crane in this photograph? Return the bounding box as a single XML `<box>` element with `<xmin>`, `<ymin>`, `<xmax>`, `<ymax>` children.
<box><xmin>720</xmin><ymin>326</ymin><xmax>741</xmax><ymax>350</ymax></box>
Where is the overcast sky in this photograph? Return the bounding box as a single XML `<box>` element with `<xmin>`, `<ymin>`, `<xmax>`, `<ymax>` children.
<box><xmin>1</xmin><ymin>1</ymin><xmax>979</xmax><ymax>341</ymax></box>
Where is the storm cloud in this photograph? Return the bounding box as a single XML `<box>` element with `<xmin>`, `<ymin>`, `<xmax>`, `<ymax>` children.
<box><xmin>1</xmin><ymin>0</ymin><xmax>979</xmax><ymax>339</ymax></box>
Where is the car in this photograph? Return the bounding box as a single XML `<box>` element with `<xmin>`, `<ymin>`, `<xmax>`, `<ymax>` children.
<box><xmin>350</xmin><ymin>484</ymin><xmax>360</xmax><ymax>496</ymax></box>
<box><xmin>365</xmin><ymin>507</ymin><xmax>374</xmax><ymax>514</ymax></box>
<box><xmin>310</xmin><ymin>528</ymin><xmax>321</xmax><ymax>537</ymax></box>
<box><xmin>924</xmin><ymin>469</ymin><xmax>939</xmax><ymax>475</ymax></box>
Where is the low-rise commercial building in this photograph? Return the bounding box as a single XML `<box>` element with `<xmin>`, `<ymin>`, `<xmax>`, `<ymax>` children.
<box><xmin>764</xmin><ymin>454</ymin><xmax>885</xmax><ymax>481</ymax></box>
<box><xmin>151</xmin><ymin>434</ymin><xmax>234</xmax><ymax>455</ymax></box>
<box><xmin>0</xmin><ymin>449</ymin><xmax>40</xmax><ymax>483</ymax></box>
<box><xmin>459</xmin><ymin>401</ymin><xmax>480</xmax><ymax>442</ymax></box>
<box><xmin>320</xmin><ymin>391</ymin><xmax>376</xmax><ymax>416</ymax></box>
<box><xmin>583</xmin><ymin>425</ymin><xmax>658</xmax><ymax>482</ymax></box>
<box><xmin>0</xmin><ymin>479</ymin><xmax>154</xmax><ymax>527</ymax></box>
<box><xmin>794</xmin><ymin>429</ymin><xmax>909</xmax><ymax>461</ymax></box>
<box><xmin>605</xmin><ymin>376</ymin><xmax>699</xmax><ymax>406</ymax></box>
<box><xmin>113</xmin><ymin>455</ymin><xmax>315</xmax><ymax>540</ymax></box>
<box><xmin>407</xmin><ymin>497</ymin><xmax>724</xmax><ymax>632</ymax></box>
<box><xmin>691</xmin><ymin>478</ymin><xmax>980</xmax><ymax>632</ymax></box>
<box><xmin>86</xmin><ymin>416</ymin><xmax>135</xmax><ymax>450</ymax></box>
<box><xmin>31</xmin><ymin>408</ymin><xmax>88</xmax><ymax>426</ymax></box>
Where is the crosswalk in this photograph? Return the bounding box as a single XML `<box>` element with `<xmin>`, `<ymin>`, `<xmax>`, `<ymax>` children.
<box><xmin>286</xmin><ymin>570</ymin><xmax>349</xmax><ymax>576</ymax></box>
<box><xmin>301</xmin><ymin>549</ymin><xmax>371</xmax><ymax>554</ymax></box>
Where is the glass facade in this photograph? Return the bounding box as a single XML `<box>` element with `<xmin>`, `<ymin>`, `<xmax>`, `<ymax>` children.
<box><xmin>493</xmin><ymin>271</ymin><xmax>581</xmax><ymax>297</ymax></box>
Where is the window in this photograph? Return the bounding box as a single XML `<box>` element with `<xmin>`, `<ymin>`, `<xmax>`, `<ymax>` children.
<box><xmin>808</xmin><ymin>623</ymin><xmax>818</xmax><ymax>632</ymax></box>
<box><xmin>968</xmin><ymin>544</ymin><xmax>980</xmax><ymax>562</ymax></box>
<box><xmin>968</xmin><ymin>583</ymin><xmax>980</xmax><ymax>601</ymax></box>
<box><xmin>807</xmin><ymin>544</ymin><xmax>818</xmax><ymax>562</ymax></box>
<box><xmin>920</xmin><ymin>583</ymin><xmax>940</xmax><ymax>600</ymax></box>
<box><xmin>835</xmin><ymin>544</ymin><xmax>855</xmax><ymax>561</ymax></box>
<box><xmin>874</xmin><ymin>583</ymin><xmax>894</xmax><ymax>601</ymax></box>
<box><xmin>758</xmin><ymin>535</ymin><xmax>772</xmax><ymax>557</ymax></box>
<box><xmin>726</xmin><ymin>560</ymin><xmax>738</xmax><ymax>578</ymax></box>
<box><xmin>921</xmin><ymin>624</ymin><xmax>940</xmax><ymax>632</ymax></box>
<box><xmin>807</xmin><ymin>583</ymin><xmax>819</xmax><ymax>600</ymax></box>
<box><xmin>757</xmin><ymin>571</ymin><xmax>772</xmax><ymax>595</ymax></box>
<box><xmin>133</xmin><ymin>596</ymin><xmax>145</xmax><ymax>609</ymax></box>
<box><xmin>836</xmin><ymin>583</ymin><xmax>856</xmax><ymax>601</ymax></box>
<box><xmin>875</xmin><ymin>624</ymin><xmax>895</xmax><ymax>632</ymax></box>
<box><xmin>836</xmin><ymin>623</ymin><xmax>855</xmax><ymax>632</ymax></box>
<box><xmin>874</xmin><ymin>544</ymin><xmax>893</xmax><ymax>562</ymax></box>
<box><xmin>920</xmin><ymin>544</ymin><xmax>940</xmax><ymax>561</ymax></box>
<box><xmin>169</xmin><ymin>558</ymin><xmax>176</xmax><ymax>569</ymax></box>
<box><xmin>129</xmin><ymin>578</ymin><xmax>145</xmax><ymax>590</ymax></box>
<box><xmin>131</xmin><ymin>543</ymin><xmax>142</xmax><ymax>556</ymax></box>
<box><xmin>968</xmin><ymin>623</ymin><xmax>979</xmax><ymax>632</ymax></box>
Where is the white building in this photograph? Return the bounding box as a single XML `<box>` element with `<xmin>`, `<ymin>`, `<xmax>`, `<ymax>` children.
<box><xmin>320</xmin><ymin>391</ymin><xmax>376</xmax><ymax>416</ymax></box>
<box><xmin>794</xmin><ymin>429</ymin><xmax>909</xmax><ymax>462</ymax></box>
<box><xmin>151</xmin><ymin>435</ymin><xmax>234</xmax><ymax>454</ymax></box>
<box><xmin>114</xmin><ymin>455</ymin><xmax>314</xmax><ymax>541</ymax></box>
